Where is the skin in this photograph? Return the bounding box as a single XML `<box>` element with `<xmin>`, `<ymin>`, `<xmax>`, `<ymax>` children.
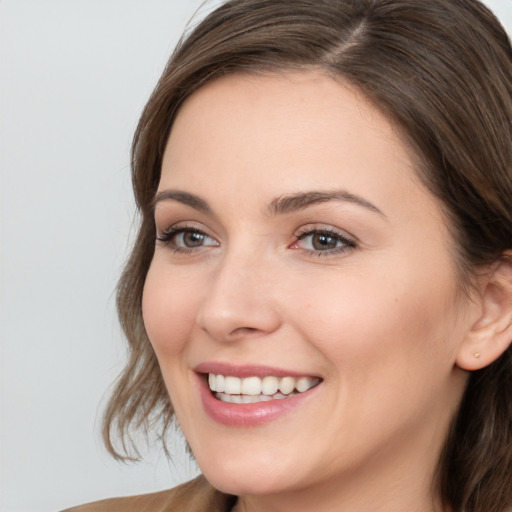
<box><xmin>142</xmin><ymin>72</ymin><xmax>480</xmax><ymax>512</ymax></box>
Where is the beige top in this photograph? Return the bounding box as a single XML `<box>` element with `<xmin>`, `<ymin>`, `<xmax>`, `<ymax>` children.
<box><xmin>61</xmin><ymin>475</ymin><xmax>237</xmax><ymax>512</ymax></box>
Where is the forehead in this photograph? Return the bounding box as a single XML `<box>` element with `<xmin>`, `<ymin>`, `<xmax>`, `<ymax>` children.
<box><xmin>166</xmin><ymin>71</ymin><xmax>404</xmax><ymax>162</ymax></box>
<box><xmin>160</xmin><ymin>71</ymin><xmax>429</xmax><ymax>218</ymax></box>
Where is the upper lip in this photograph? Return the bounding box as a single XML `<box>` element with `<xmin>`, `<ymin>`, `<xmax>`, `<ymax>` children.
<box><xmin>194</xmin><ymin>361</ymin><xmax>321</xmax><ymax>379</ymax></box>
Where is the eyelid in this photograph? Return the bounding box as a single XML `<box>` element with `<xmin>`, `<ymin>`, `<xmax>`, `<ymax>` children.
<box><xmin>295</xmin><ymin>224</ymin><xmax>357</xmax><ymax>243</ymax></box>
<box><xmin>290</xmin><ymin>225</ymin><xmax>357</xmax><ymax>256</ymax></box>
<box><xmin>155</xmin><ymin>220</ymin><xmax>356</xmax><ymax>258</ymax></box>
<box><xmin>156</xmin><ymin>222</ymin><xmax>219</xmax><ymax>249</ymax></box>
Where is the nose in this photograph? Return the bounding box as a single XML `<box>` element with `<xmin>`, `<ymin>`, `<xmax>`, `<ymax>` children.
<box><xmin>196</xmin><ymin>250</ymin><xmax>282</xmax><ymax>342</ymax></box>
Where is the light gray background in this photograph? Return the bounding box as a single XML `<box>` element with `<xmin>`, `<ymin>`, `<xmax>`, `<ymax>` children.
<box><xmin>1</xmin><ymin>1</ymin><xmax>511</xmax><ymax>511</ymax></box>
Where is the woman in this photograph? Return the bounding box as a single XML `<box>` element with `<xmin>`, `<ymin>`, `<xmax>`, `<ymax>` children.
<box><xmin>65</xmin><ymin>0</ymin><xmax>512</xmax><ymax>510</ymax></box>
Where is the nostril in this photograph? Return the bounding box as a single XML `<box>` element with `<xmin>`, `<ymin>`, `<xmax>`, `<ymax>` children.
<box><xmin>233</xmin><ymin>326</ymin><xmax>259</xmax><ymax>334</ymax></box>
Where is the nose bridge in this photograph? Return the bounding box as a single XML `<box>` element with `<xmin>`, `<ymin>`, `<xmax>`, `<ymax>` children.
<box><xmin>197</xmin><ymin>242</ymin><xmax>281</xmax><ymax>341</ymax></box>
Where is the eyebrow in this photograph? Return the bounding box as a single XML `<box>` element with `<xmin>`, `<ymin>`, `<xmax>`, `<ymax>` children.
<box><xmin>152</xmin><ymin>190</ymin><xmax>211</xmax><ymax>213</ymax></box>
<box><xmin>268</xmin><ymin>190</ymin><xmax>385</xmax><ymax>217</ymax></box>
<box><xmin>152</xmin><ymin>188</ymin><xmax>384</xmax><ymax>217</ymax></box>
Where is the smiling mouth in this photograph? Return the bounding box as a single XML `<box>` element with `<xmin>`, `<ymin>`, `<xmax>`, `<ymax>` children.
<box><xmin>207</xmin><ymin>374</ymin><xmax>321</xmax><ymax>404</ymax></box>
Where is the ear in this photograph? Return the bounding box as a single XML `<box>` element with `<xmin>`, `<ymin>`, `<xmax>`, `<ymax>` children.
<box><xmin>456</xmin><ymin>256</ymin><xmax>512</xmax><ymax>371</ymax></box>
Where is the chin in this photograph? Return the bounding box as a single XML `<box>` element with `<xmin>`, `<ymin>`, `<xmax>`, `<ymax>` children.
<box><xmin>203</xmin><ymin>466</ymin><xmax>293</xmax><ymax>497</ymax></box>
<box><xmin>193</xmin><ymin>444</ymin><xmax>305</xmax><ymax>496</ymax></box>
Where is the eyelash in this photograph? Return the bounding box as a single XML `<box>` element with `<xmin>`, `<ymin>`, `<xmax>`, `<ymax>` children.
<box><xmin>156</xmin><ymin>226</ymin><xmax>217</xmax><ymax>254</ymax></box>
<box><xmin>292</xmin><ymin>228</ymin><xmax>356</xmax><ymax>257</ymax></box>
<box><xmin>156</xmin><ymin>225</ymin><xmax>356</xmax><ymax>257</ymax></box>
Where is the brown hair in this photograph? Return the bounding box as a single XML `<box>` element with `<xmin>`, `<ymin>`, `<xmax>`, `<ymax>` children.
<box><xmin>103</xmin><ymin>0</ymin><xmax>512</xmax><ymax>510</ymax></box>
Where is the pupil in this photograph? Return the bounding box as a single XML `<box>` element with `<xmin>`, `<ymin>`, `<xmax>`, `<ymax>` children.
<box><xmin>184</xmin><ymin>231</ymin><xmax>204</xmax><ymax>247</ymax></box>
<box><xmin>313</xmin><ymin>233</ymin><xmax>337</xmax><ymax>250</ymax></box>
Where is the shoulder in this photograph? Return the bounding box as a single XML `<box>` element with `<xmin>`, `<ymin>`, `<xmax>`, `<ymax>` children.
<box><xmin>61</xmin><ymin>475</ymin><xmax>236</xmax><ymax>512</ymax></box>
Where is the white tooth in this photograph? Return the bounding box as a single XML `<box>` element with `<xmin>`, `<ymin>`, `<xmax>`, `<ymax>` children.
<box><xmin>208</xmin><ymin>373</ymin><xmax>216</xmax><ymax>391</ymax></box>
<box><xmin>217</xmin><ymin>392</ymin><xmax>274</xmax><ymax>404</ymax></box>
<box><xmin>261</xmin><ymin>376</ymin><xmax>279</xmax><ymax>395</ymax></box>
<box><xmin>278</xmin><ymin>376</ymin><xmax>295</xmax><ymax>395</ymax></box>
<box><xmin>216</xmin><ymin>392</ymin><xmax>229</xmax><ymax>402</ymax></box>
<box><xmin>240</xmin><ymin>394</ymin><xmax>260</xmax><ymax>404</ymax></box>
<box><xmin>224</xmin><ymin>376</ymin><xmax>242</xmax><ymax>395</ymax></box>
<box><xmin>273</xmin><ymin>392</ymin><xmax>295</xmax><ymax>400</ymax></box>
<box><xmin>296</xmin><ymin>377</ymin><xmax>317</xmax><ymax>392</ymax></box>
<box><xmin>241</xmin><ymin>376</ymin><xmax>262</xmax><ymax>396</ymax></box>
<box><xmin>216</xmin><ymin>374</ymin><xmax>225</xmax><ymax>393</ymax></box>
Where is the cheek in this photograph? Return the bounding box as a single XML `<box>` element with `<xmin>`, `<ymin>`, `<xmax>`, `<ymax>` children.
<box><xmin>291</xmin><ymin>267</ymin><xmax>466</xmax><ymax>447</ymax></box>
<box><xmin>142</xmin><ymin>260</ymin><xmax>201</xmax><ymax>357</ymax></box>
<box><xmin>294</xmin><ymin>264</ymin><xmax>461</xmax><ymax>380</ymax></box>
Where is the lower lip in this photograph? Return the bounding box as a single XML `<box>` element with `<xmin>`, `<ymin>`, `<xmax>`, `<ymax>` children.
<box><xmin>197</xmin><ymin>374</ymin><xmax>320</xmax><ymax>426</ymax></box>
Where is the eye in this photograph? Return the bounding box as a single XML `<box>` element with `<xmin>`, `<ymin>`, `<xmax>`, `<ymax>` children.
<box><xmin>157</xmin><ymin>226</ymin><xmax>219</xmax><ymax>251</ymax></box>
<box><xmin>176</xmin><ymin>230</ymin><xmax>211</xmax><ymax>248</ymax></box>
<box><xmin>292</xmin><ymin>228</ymin><xmax>356</xmax><ymax>255</ymax></box>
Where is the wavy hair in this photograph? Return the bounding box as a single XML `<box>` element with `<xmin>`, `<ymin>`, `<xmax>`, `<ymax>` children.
<box><xmin>103</xmin><ymin>1</ymin><xmax>512</xmax><ymax>510</ymax></box>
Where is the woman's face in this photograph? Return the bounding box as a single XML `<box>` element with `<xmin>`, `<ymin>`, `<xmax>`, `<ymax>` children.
<box><xmin>143</xmin><ymin>72</ymin><xmax>473</xmax><ymax>505</ymax></box>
